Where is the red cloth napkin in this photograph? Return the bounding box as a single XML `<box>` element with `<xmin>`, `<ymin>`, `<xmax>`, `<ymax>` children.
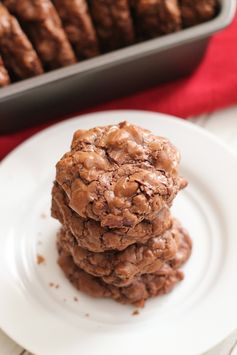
<box><xmin>1</xmin><ymin>13</ymin><xmax>237</xmax><ymax>160</ymax></box>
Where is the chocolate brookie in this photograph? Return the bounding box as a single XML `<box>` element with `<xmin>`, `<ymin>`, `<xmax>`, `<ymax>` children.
<box><xmin>57</xmin><ymin>218</ymin><xmax>191</xmax><ymax>287</ymax></box>
<box><xmin>0</xmin><ymin>55</ymin><xmax>10</xmax><ymax>86</ymax></box>
<box><xmin>55</xmin><ymin>121</ymin><xmax>186</xmax><ymax>229</ymax></box>
<box><xmin>4</xmin><ymin>0</ymin><xmax>77</xmax><ymax>70</ymax></box>
<box><xmin>58</xmin><ymin>247</ymin><xmax>185</xmax><ymax>307</ymax></box>
<box><xmin>0</xmin><ymin>3</ymin><xmax>43</xmax><ymax>80</ymax></box>
<box><xmin>131</xmin><ymin>0</ymin><xmax>181</xmax><ymax>39</ymax></box>
<box><xmin>53</xmin><ymin>0</ymin><xmax>99</xmax><ymax>59</ymax></box>
<box><xmin>52</xmin><ymin>182</ymin><xmax>172</xmax><ymax>252</ymax></box>
<box><xmin>180</xmin><ymin>0</ymin><xmax>218</xmax><ymax>27</ymax></box>
<box><xmin>88</xmin><ymin>0</ymin><xmax>135</xmax><ymax>52</ymax></box>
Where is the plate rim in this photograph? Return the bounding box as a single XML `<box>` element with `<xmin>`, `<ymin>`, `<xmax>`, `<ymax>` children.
<box><xmin>2</xmin><ymin>109</ymin><xmax>237</xmax><ymax>166</ymax></box>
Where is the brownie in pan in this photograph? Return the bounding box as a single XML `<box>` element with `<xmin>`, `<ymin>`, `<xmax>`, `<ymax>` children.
<box><xmin>0</xmin><ymin>3</ymin><xmax>43</xmax><ymax>79</ymax></box>
<box><xmin>0</xmin><ymin>55</ymin><xmax>10</xmax><ymax>86</ymax></box>
<box><xmin>88</xmin><ymin>0</ymin><xmax>135</xmax><ymax>51</ymax></box>
<box><xmin>131</xmin><ymin>0</ymin><xmax>182</xmax><ymax>39</ymax></box>
<box><xmin>53</xmin><ymin>0</ymin><xmax>99</xmax><ymax>59</ymax></box>
<box><xmin>180</xmin><ymin>0</ymin><xmax>219</xmax><ymax>27</ymax></box>
<box><xmin>4</xmin><ymin>0</ymin><xmax>77</xmax><ymax>69</ymax></box>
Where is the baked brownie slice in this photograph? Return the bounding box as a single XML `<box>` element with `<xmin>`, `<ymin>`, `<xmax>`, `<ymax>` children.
<box><xmin>55</xmin><ymin>121</ymin><xmax>186</xmax><ymax>229</ymax></box>
<box><xmin>88</xmin><ymin>0</ymin><xmax>135</xmax><ymax>51</ymax></box>
<box><xmin>57</xmin><ymin>219</ymin><xmax>191</xmax><ymax>287</ymax></box>
<box><xmin>58</xmin><ymin>248</ymin><xmax>186</xmax><ymax>307</ymax></box>
<box><xmin>180</xmin><ymin>0</ymin><xmax>218</xmax><ymax>27</ymax></box>
<box><xmin>0</xmin><ymin>55</ymin><xmax>10</xmax><ymax>86</ymax></box>
<box><xmin>131</xmin><ymin>0</ymin><xmax>181</xmax><ymax>39</ymax></box>
<box><xmin>52</xmin><ymin>0</ymin><xmax>99</xmax><ymax>59</ymax></box>
<box><xmin>0</xmin><ymin>3</ymin><xmax>43</xmax><ymax>79</ymax></box>
<box><xmin>4</xmin><ymin>0</ymin><xmax>77</xmax><ymax>69</ymax></box>
<box><xmin>52</xmin><ymin>182</ymin><xmax>172</xmax><ymax>252</ymax></box>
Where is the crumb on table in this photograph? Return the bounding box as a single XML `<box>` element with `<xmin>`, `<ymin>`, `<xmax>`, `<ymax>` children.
<box><xmin>36</xmin><ymin>254</ymin><xmax>45</xmax><ymax>265</ymax></box>
<box><xmin>40</xmin><ymin>213</ymin><xmax>47</xmax><ymax>219</ymax></box>
<box><xmin>85</xmin><ymin>313</ymin><xmax>90</xmax><ymax>317</ymax></box>
<box><xmin>73</xmin><ymin>296</ymin><xmax>78</xmax><ymax>302</ymax></box>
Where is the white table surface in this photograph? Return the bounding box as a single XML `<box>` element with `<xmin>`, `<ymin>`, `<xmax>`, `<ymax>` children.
<box><xmin>1</xmin><ymin>106</ymin><xmax>237</xmax><ymax>355</ymax></box>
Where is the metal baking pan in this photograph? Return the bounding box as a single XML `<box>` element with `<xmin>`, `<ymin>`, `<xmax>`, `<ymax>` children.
<box><xmin>0</xmin><ymin>0</ymin><xmax>235</xmax><ymax>133</ymax></box>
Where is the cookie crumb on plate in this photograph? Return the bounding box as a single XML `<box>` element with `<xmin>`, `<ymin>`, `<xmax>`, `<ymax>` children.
<box><xmin>36</xmin><ymin>254</ymin><xmax>45</xmax><ymax>264</ymax></box>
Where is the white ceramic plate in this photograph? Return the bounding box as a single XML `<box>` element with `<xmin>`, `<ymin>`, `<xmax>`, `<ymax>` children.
<box><xmin>1</xmin><ymin>110</ymin><xmax>237</xmax><ymax>355</ymax></box>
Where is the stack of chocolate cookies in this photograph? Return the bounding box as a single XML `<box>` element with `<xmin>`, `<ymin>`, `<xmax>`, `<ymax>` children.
<box><xmin>52</xmin><ymin>121</ymin><xmax>192</xmax><ymax>307</ymax></box>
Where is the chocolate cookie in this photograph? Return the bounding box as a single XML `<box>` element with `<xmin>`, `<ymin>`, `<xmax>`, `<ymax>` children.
<box><xmin>4</xmin><ymin>0</ymin><xmax>77</xmax><ymax>69</ymax></box>
<box><xmin>88</xmin><ymin>0</ymin><xmax>135</xmax><ymax>51</ymax></box>
<box><xmin>131</xmin><ymin>0</ymin><xmax>181</xmax><ymax>39</ymax></box>
<box><xmin>170</xmin><ymin>221</ymin><xmax>192</xmax><ymax>269</ymax></box>
<box><xmin>0</xmin><ymin>3</ymin><xmax>43</xmax><ymax>79</ymax></box>
<box><xmin>52</xmin><ymin>182</ymin><xmax>172</xmax><ymax>252</ymax></box>
<box><xmin>57</xmin><ymin>219</ymin><xmax>191</xmax><ymax>287</ymax></box>
<box><xmin>58</xmin><ymin>248</ymin><xmax>184</xmax><ymax>307</ymax></box>
<box><xmin>0</xmin><ymin>55</ymin><xmax>10</xmax><ymax>86</ymax></box>
<box><xmin>55</xmin><ymin>121</ymin><xmax>186</xmax><ymax>229</ymax></box>
<box><xmin>180</xmin><ymin>0</ymin><xmax>218</xmax><ymax>27</ymax></box>
<box><xmin>53</xmin><ymin>0</ymin><xmax>99</xmax><ymax>59</ymax></box>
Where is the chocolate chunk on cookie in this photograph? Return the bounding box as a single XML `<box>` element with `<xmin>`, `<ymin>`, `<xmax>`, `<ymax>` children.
<box><xmin>53</xmin><ymin>0</ymin><xmax>99</xmax><ymax>59</ymax></box>
<box><xmin>0</xmin><ymin>3</ymin><xmax>43</xmax><ymax>79</ymax></box>
<box><xmin>4</xmin><ymin>0</ymin><xmax>77</xmax><ymax>69</ymax></box>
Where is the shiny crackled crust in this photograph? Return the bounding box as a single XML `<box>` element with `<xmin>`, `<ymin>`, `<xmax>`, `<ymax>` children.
<box><xmin>0</xmin><ymin>55</ymin><xmax>10</xmax><ymax>86</ymax></box>
<box><xmin>53</xmin><ymin>0</ymin><xmax>99</xmax><ymax>59</ymax></box>
<box><xmin>52</xmin><ymin>182</ymin><xmax>173</xmax><ymax>252</ymax></box>
<box><xmin>180</xmin><ymin>0</ymin><xmax>218</xmax><ymax>27</ymax></box>
<box><xmin>0</xmin><ymin>3</ymin><xmax>43</xmax><ymax>79</ymax></box>
<box><xmin>131</xmin><ymin>0</ymin><xmax>181</xmax><ymax>39</ymax></box>
<box><xmin>88</xmin><ymin>0</ymin><xmax>135</xmax><ymax>51</ymax></box>
<box><xmin>58</xmin><ymin>248</ymin><xmax>185</xmax><ymax>307</ymax></box>
<box><xmin>57</xmin><ymin>218</ymin><xmax>191</xmax><ymax>287</ymax></box>
<box><xmin>55</xmin><ymin>121</ymin><xmax>186</xmax><ymax>229</ymax></box>
<box><xmin>4</xmin><ymin>0</ymin><xmax>76</xmax><ymax>69</ymax></box>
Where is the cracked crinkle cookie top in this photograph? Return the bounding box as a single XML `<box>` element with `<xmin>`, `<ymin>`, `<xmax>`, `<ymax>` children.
<box><xmin>56</xmin><ymin>121</ymin><xmax>186</xmax><ymax>228</ymax></box>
